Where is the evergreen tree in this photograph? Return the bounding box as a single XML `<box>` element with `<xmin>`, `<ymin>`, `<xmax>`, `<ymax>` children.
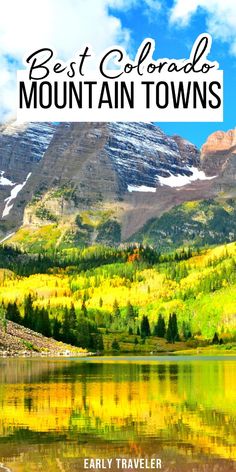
<box><xmin>76</xmin><ymin>317</ymin><xmax>91</xmax><ymax>348</ymax></box>
<box><xmin>97</xmin><ymin>333</ymin><xmax>104</xmax><ymax>351</ymax></box>
<box><xmin>33</xmin><ymin>307</ymin><xmax>41</xmax><ymax>332</ymax></box>
<box><xmin>0</xmin><ymin>305</ymin><xmax>7</xmax><ymax>333</ymax></box>
<box><xmin>62</xmin><ymin>306</ymin><xmax>70</xmax><ymax>343</ymax></box>
<box><xmin>38</xmin><ymin>308</ymin><xmax>51</xmax><ymax>337</ymax></box>
<box><xmin>172</xmin><ymin>313</ymin><xmax>179</xmax><ymax>342</ymax></box>
<box><xmin>52</xmin><ymin>318</ymin><xmax>62</xmax><ymax>341</ymax></box>
<box><xmin>69</xmin><ymin>303</ymin><xmax>77</xmax><ymax>329</ymax></box>
<box><xmin>154</xmin><ymin>314</ymin><xmax>166</xmax><ymax>337</ymax></box>
<box><xmin>13</xmin><ymin>302</ymin><xmax>21</xmax><ymax>324</ymax></box>
<box><xmin>212</xmin><ymin>332</ymin><xmax>220</xmax><ymax>344</ymax></box>
<box><xmin>90</xmin><ymin>332</ymin><xmax>104</xmax><ymax>352</ymax></box>
<box><xmin>6</xmin><ymin>302</ymin><xmax>21</xmax><ymax>324</ymax></box>
<box><xmin>140</xmin><ymin>315</ymin><xmax>151</xmax><ymax>338</ymax></box>
<box><xmin>81</xmin><ymin>299</ymin><xmax>87</xmax><ymax>317</ymax></box>
<box><xmin>126</xmin><ymin>301</ymin><xmax>135</xmax><ymax>321</ymax></box>
<box><xmin>111</xmin><ymin>339</ymin><xmax>120</xmax><ymax>351</ymax></box>
<box><xmin>62</xmin><ymin>305</ymin><xmax>77</xmax><ymax>344</ymax></box>
<box><xmin>113</xmin><ymin>299</ymin><xmax>120</xmax><ymax>319</ymax></box>
<box><xmin>166</xmin><ymin>314</ymin><xmax>173</xmax><ymax>343</ymax></box>
<box><xmin>166</xmin><ymin>313</ymin><xmax>179</xmax><ymax>343</ymax></box>
<box><xmin>23</xmin><ymin>294</ymin><xmax>34</xmax><ymax>329</ymax></box>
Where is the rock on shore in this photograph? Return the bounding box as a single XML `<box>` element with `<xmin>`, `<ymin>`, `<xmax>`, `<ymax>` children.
<box><xmin>0</xmin><ymin>320</ymin><xmax>88</xmax><ymax>357</ymax></box>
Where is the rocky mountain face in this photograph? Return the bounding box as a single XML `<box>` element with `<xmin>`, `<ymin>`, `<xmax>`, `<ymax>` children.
<box><xmin>0</xmin><ymin>121</ymin><xmax>235</xmax><ymax>245</ymax></box>
<box><xmin>201</xmin><ymin>129</ymin><xmax>236</xmax><ymax>193</ymax></box>
<box><xmin>202</xmin><ymin>129</ymin><xmax>236</xmax><ymax>155</ymax></box>
<box><xmin>0</xmin><ymin>121</ymin><xmax>56</xmax><ymax>181</ymax></box>
<box><xmin>17</xmin><ymin>122</ymin><xmax>202</xmax><ymax>202</ymax></box>
<box><xmin>0</xmin><ymin>122</ymin><xmax>57</xmax><ymax>233</ymax></box>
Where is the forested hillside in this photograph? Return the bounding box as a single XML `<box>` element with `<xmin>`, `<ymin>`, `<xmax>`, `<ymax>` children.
<box><xmin>132</xmin><ymin>199</ymin><xmax>236</xmax><ymax>250</ymax></box>
<box><xmin>0</xmin><ymin>241</ymin><xmax>235</xmax><ymax>353</ymax></box>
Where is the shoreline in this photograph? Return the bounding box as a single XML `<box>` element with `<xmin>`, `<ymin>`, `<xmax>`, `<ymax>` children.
<box><xmin>0</xmin><ymin>349</ymin><xmax>92</xmax><ymax>358</ymax></box>
<box><xmin>1</xmin><ymin>348</ymin><xmax>236</xmax><ymax>359</ymax></box>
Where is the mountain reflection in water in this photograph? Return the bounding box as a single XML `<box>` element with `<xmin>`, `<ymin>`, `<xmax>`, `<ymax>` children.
<box><xmin>0</xmin><ymin>357</ymin><xmax>235</xmax><ymax>472</ymax></box>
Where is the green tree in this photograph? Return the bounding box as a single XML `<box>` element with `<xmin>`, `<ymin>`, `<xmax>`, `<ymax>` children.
<box><xmin>23</xmin><ymin>294</ymin><xmax>34</xmax><ymax>329</ymax></box>
<box><xmin>0</xmin><ymin>305</ymin><xmax>7</xmax><ymax>333</ymax></box>
<box><xmin>113</xmin><ymin>299</ymin><xmax>120</xmax><ymax>319</ymax></box>
<box><xmin>96</xmin><ymin>333</ymin><xmax>104</xmax><ymax>351</ymax></box>
<box><xmin>153</xmin><ymin>314</ymin><xmax>166</xmax><ymax>337</ymax></box>
<box><xmin>126</xmin><ymin>301</ymin><xmax>135</xmax><ymax>321</ymax></box>
<box><xmin>172</xmin><ymin>313</ymin><xmax>179</xmax><ymax>341</ymax></box>
<box><xmin>76</xmin><ymin>317</ymin><xmax>91</xmax><ymax>349</ymax></box>
<box><xmin>182</xmin><ymin>321</ymin><xmax>192</xmax><ymax>340</ymax></box>
<box><xmin>69</xmin><ymin>303</ymin><xmax>77</xmax><ymax>329</ymax></box>
<box><xmin>90</xmin><ymin>332</ymin><xmax>104</xmax><ymax>352</ymax></box>
<box><xmin>38</xmin><ymin>308</ymin><xmax>51</xmax><ymax>337</ymax></box>
<box><xmin>52</xmin><ymin>318</ymin><xmax>62</xmax><ymax>341</ymax></box>
<box><xmin>6</xmin><ymin>302</ymin><xmax>21</xmax><ymax>324</ymax></box>
<box><xmin>81</xmin><ymin>299</ymin><xmax>87</xmax><ymax>317</ymax></box>
<box><xmin>111</xmin><ymin>339</ymin><xmax>120</xmax><ymax>351</ymax></box>
<box><xmin>140</xmin><ymin>315</ymin><xmax>151</xmax><ymax>338</ymax></box>
<box><xmin>166</xmin><ymin>315</ymin><xmax>172</xmax><ymax>343</ymax></box>
<box><xmin>62</xmin><ymin>306</ymin><xmax>70</xmax><ymax>342</ymax></box>
<box><xmin>62</xmin><ymin>305</ymin><xmax>77</xmax><ymax>344</ymax></box>
<box><xmin>166</xmin><ymin>313</ymin><xmax>179</xmax><ymax>343</ymax></box>
<box><xmin>212</xmin><ymin>332</ymin><xmax>220</xmax><ymax>344</ymax></box>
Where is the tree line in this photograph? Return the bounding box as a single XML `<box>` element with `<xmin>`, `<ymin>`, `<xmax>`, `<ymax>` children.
<box><xmin>4</xmin><ymin>295</ymin><xmax>104</xmax><ymax>352</ymax></box>
<box><xmin>0</xmin><ymin>243</ymin><xmax>194</xmax><ymax>277</ymax></box>
<box><xmin>4</xmin><ymin>295</ymin><xmax>183</xmax><ymax>348</ymax></box>
<box><xmin>2</xmin><ymin>295</ymin><xmax>224</xmax><ymax>351</ymax></box>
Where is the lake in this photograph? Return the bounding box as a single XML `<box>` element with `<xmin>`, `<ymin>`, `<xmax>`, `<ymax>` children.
<box><xmin>0</xmin><ymin>356</ymin><xmax>235</xmax><ymax>472</ymax></box>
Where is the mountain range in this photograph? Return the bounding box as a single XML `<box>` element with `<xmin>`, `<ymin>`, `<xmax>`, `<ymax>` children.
<box><xmin>0</xmin><ymin>121</ymin><xmax>235</xmax><ymax>251</ymax></box>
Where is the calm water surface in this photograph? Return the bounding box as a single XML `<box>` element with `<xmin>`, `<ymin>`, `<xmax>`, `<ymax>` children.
<box><xmin>0</xmin><ymin>356</ymin><xmax>235</xmax><ymax>472</ymax></box>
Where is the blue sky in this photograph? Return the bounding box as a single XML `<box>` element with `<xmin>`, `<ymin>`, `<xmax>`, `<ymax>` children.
<box><xmin>109</xmin><ymin>0</ymin><xmax>236</xmax><ymax>147</ymax></box>
<box><xmin>0</xmin><ymin>0</ymin><xmax>235</xmax><ymax>148</ymax></box>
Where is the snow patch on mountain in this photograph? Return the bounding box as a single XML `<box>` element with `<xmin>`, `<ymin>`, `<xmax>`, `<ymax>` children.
<box><xmin>2</xmin><ymin>173</ymin><xmax>32</xmax><ymax>218</ymax></box>
<box><xmin>158</xmin><ymin>167</ymin><xmax>216</xmax><ymax>188</ymax></box>
<box><xmin>106</xmin><ymin>122</ymin><xmax>200</xmax><ymax>192</ymax></box>
<box><xmin>128</xmin><ymin>185</ymin><xmax>156</xmax><ymax>193</ymax></box>
<box><xmin>0</xmin><ymin>171</ymin><xmax>14</xmax><ymax>186</ymax></box>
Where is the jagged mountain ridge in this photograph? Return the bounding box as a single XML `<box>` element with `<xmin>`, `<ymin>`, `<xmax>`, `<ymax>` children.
<box><xmin>0</xmin><ymin>121</ymin><xmax>235</xmax><ymax>245</ymax></box>
<box><xmin>17</xmin><ymin>122</ymin><xmax>201</xmax><ymax>198</ymax></box>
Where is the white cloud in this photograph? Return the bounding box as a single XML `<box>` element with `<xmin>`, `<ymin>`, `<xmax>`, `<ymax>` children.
<box><xmin>0</xmin><ymin>0</ymin><xmax>136</xmax><ymax>122</ymax></box>
<box><xmin>170</xmin><ymin>0</ymin><xmax>236</xmax><ymax>54</ymax></box>
<box><xmin>143</xmin><ymin>0</ymin><xmax>162</xmax><ymax>22</ymax></box>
